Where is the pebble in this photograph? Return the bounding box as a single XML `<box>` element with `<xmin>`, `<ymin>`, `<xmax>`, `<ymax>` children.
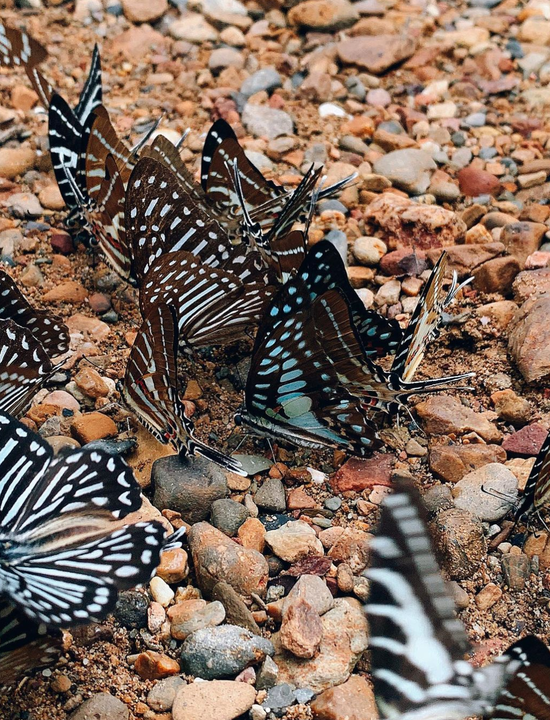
<box><xmin>262</xmin><ymin>683</ymin><xmax>296</xmax><ymax>714</ymax></box>
<box><xmin>452</xmin><ymin>464</ymin><xmax>518</xmax><ymax>522</ymax></box>
<box><xmin>71</xmin><ymin>412</ymin><xmax>117</xmax><ymax>443</ymax></box>
<box><xmin>171</xmin><ymin>680</ymin><xmax>256</xmax><ymax>720</ymax></box>
<box><xmin>208</xmin><ymin>48</ymin><xmax>244</xmax><ymax>72</ymax></box>
<box><xmin>509</xmin><ymin>296</ymin><xmax>550</xmax><ymax>383</ymax></box>
<box><xmin>43</xmin><ymin>281</ymin><xmax>88</xmax><ymax>304</ymax></box>
<box><xmin>256</xmin><ymin>656</ymin><xmax>279</xmax><ymax>691</ymax></box>
<box><xmin>121</xmin><ymin>0</ymin><xmax>167</xmax><ymax>22</ymax></box>
<box><xmin>147</xmin><ymin>676</ymin><xmax>186</xmax><ymax>712</ymax></box>
<box><xmin>325</xmin><ymin>229</ymin><xmax>348</xmax><ymax>262</ymax></box>
<box><xmin>288</xmin><ymin>0</ymin><xmax>358</xmax><ymax>31</ymax></box>
<box><xmin>6</xmin><ymin>192</ymin><xmax>43</xmax><ymax>219</ymax></box>
<box><xmin>366</xmin><ymin>88</ymin><xmax>391</xmax><ymax>107</ymax></box>
<box><xmin>150</xmin><ymin>576</ymin><xmax>175</xmax><ymax>607</ymax></box>
<box><xmin>152</xmin><ymin>455</ymin><xmax>227</xmax><ymax>524</ymax></box>
<box><xmin>211</xmin><ymin>581</ymin><xmax>260</xmax><ymax>634</ymax></box>
<box><xmin>237</xmin><ymin>517</ymin><xmax>266</xmax><ymax>553</ymax></box>
<box><xmin>255</xmin><ymin>477</ymin><xmax>286</xmax><ymax>512</ymax></box>
<box><xmin>38</xmin><ymin>185</ymin><xmax>65</xmax><ymax>211</ymax></box>
<box><xmin>211</xmin><ymin>498</ymin><xmax>249</xmax><ymax>536</ymax></box>
<box><xmin>502</xmin><ymin>423</ymin><xmax>548</xmax><ymax>456</ymax></box>
<box><xmin>134</xmin><ymin>651</ymin><xmax>180</xmax><ymax>680</ymax></box>
<box><xmin>331</xmin><ymin>455</ymin><xmax>393</xmax><ymax>492</ymax></box>
<box><xmin>353</xmin><ymin>236</ymin><xmax>386</xmax><ymax>266</ymax></box>
<box><xmin>69</xmin><ymin>693</ymin><xmax>128</xmax><ymax>720</ymax></box>
<box><xmin>375</xmin><ymin>279</ymin><xmax>401</xmax><ymax>307</ymax></box>
<box><xmin>114</xmin><ymin>589</ymin><xmax>150</xmax><ymax>628</ymax></box>
<box><xmin>429</xmin><ymin>444</ymin><xmax>506</xmax><ymax>484</ymax></box>
<box><xmin>11</xmin><ymin>84</ymin><xmax>38</xmax><ymax>111</ymax></box>
<box><xmin>457</xmin><ymin>166</ymin><xmax>501</xmax><ymax>197</ymax></box>
<box><xmin>51</xmin><ymin>230</ymin><xmax>74</xmax><ymax>254</ymax></box>
<box><xmin>74</xmin><ymin>366</ymin><xmax>110</xmax><ymax>399</ymax></box>
<box><xmin>373</xmin><ymin>149</ymin><xmax>436</xmax><ymax>195</ymax></box>
<box><xmin>431</xmin><ymin>508</ymin><xmax>487</xmax><ymax>580</ymax></box>
<box><xmin>240</xmin><ymin>67</ymin><xmax>282</xmax><ymax>97</ymax></box>
<box><xmin>491</xmin><ymin>389</ymin><xmax>531</xmax><ymax>426</ymax></box>
<box><xmin>0</xmin><ymin>148</ymin><xmax>36</xmax><ymax>180</ymax></box>
<box><xmin>265</xmin><ymin>521</ymin><xmax>324</xmax><ymax>562</ymax></box>
<box><xmin>415</xmin><ymin>395</ymin><xmax>501</xmax><ymax>443</ymax></box>
<box><xmin>241</xmin><ymin>104</ymin><xmax>293</xmax><ymax>140</ymax></box>
<box><xmin>169</xmin><ymin>13</ymin><xmax>218</xmax><ymax>43</ymax></box>
<box><xmin>475</xmin><ymin>583</ymin><xmax>502</xmax><ymax>610</ymax></box>
<box><xmin>337</xmin><ymin>35</ymin><xmax>416</xmax><ymax>75</ymax></box>
<box><xmin>274</xmin><ymin>598</ymin><xmax>368</xmax><ymax>693</ymax></box>
<box><xmin>310</xmin><ymin>675</ymin><xmax>377</xmax><ymax>720</ymax></box>
<box><xmin>188</xmin><ymin>522</ymin><xmax>268</xmax><ymax>599</ymax></box>
<box><xmin>180</xmin><ymin>625</ymin><xmax>274</xmax><ymax>679</ymax></box>
<box><xmin>169</xmin><ymin>601</ymin><xmax>226</xmax><ymax>640</ymax></box>
<box><xmin>502</xmin><ymin>553</ymin><xmax>530</xmax><ymax>590</ymax></box>
<box><xmin>20</xmin><ymin>263</ymin><xmax>43</xmax><ymax>287</ymax></box>
<box><xmin>280</xmin><ymin>597</ymin><xmax>323</xmax><ymax>658</ymax></box>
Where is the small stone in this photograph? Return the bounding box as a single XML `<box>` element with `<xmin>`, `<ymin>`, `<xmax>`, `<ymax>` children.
<box><xmin>491</xmin><ymin>389</ymin><xmax>531</xmax><ymax>426</ymax></box>
<box><xmin>255</xmin><ymin>477</ymin><xmax>286</xmax><ymax>512</ymax></box>
<box><xmin>43</xmin><ymin>281</ymin><xmax>88</xmax><ymax>304</ymax></box>
<box><xmin>148</xmin><ymin>602</ymin><xmax>166</xmax><ymax>633</ymax></box>
<box><xmin>373</xmin><ymin>149</ymin><xmax>436</xmax><ymax>195</ymax></box>
<box><xmin>262</xmin><ymin>683</ymin><xmax>295</xmax><ymax>713</ymax></box>
<box><xmin>188</xmin><ymin>522</ymin><xmax>268</xmax><ymax>599</ymax></box>
<box><xmin>452</xmin><ymin>464</ymin><xmax>518</xmax><ymax>522</ymax></box>
<box><xmin>241</xmin><ymin>104</ymin><xmax>293</xmax><ymax>140</ymax></box>
<box><xmin>134</xmin><ymin>651</ymin><xmax>180</xmax><ymax>680</ymax></box>
<box><xmin>475</xmin><ymin>583</ymin><xmax>502</xmax><ymax>610</ymax></box>
<box><xmin>240</xmin><ymin>67</ymin><xmax>281</xmax><ymax>97</ymax></box>
<box><xmin>284</xmin><ymin>575</ymin><xmax>334</xmax><ymax>616</ymax></box>
<box><xmin>288</xmin><ymin>0</ymin><xmax>358</xmax><ymax>31</ymax></box>
<box><xmin>415</xmin><ymin>395</ymin><xmax>501</xmax><ymax>443</ymax></box>
<box><xmin>265</xmin><ymin>521</ymin><xmax>324</xmax><ymax>562</ymax></box>
<box><xmin>19</xmin><ymin>263</ymin><xmax>43</xmax><ymax>288</ymax></box>
<box><xmin>502</xmin><ymin>424</ymin><xmax>548</xmax><ymax>457</ymax></box>
<box><xmin>69</xmin><ymin>693</ymin><xmax>128</xmax><ymax>720</ymax></box>
<box><xmin>88</xmin><ymin>292</ymin><xmax>112</xmax><ymax>314</ymax></box>
<box><xmin>51</xmin><ymin>674</ymin><xmax>72</xmax><ymax>693</ymax></box>
<box><xmin>311</xmin><ymin>675</ymin><xmax>377</xmax><ymax>720</ymax></box>
<box><xmin>169</xmin><ymin>601</ymin><xmax>226</xmax><ymax>640</ymax></box>
<box><xmin>0</xmin><ymin>147</ymin><xmax>36</xmax><ymax>179</ymax></box>
<box><xmin>74</xmin><ymin>365</ymin><xmax>110</xmax><ymax>399</ymax></box>
<box><xmin>502</xmin><ymin>553</ymin><xmax>530</xmax><ymax>590</ymax></box>
<box><xmin>147</xmin><ymin>676</ymin><xmax>186</xmax><ymax>712</ymax></box>
<box><xmin>6</xmin><ymin>192</ymin><xmax>43</xmax><ymax>219</ymax></box>
<box><xmin>152</xmin><ymin>455</ymin><xmax>227</xmax><ymax>524</ymax></box>
<box><xmin>237</xmin><ymin>517</ymin><xmax>265</xmax><ymax>553</ymax></box>
<box><xmin>353</xmin><ymin>236</ymin><xmax>387</xmax><ymax>266</ymax></box>
<box><xmin>220</xmin><ymin>26</ymin><xmax>246</xmax><ymax>47</ymax></box>
<box><xmin>375</xmin><ymin>279</ymin><xmax>401</xmax><ymax>307</ymax></box>
<box><xmin>71</xmin><ymin>412</ymin><xmax>118</xmax><ymax>443</ymax></box>
<box><xmin>180</xmin><ymin>625</ymin><xmax>274</xmax><ymax>679</ymax></box>
<box><xmin>457</xmin><ymin>166</ymin><xmax>501</xmax><ymax>197</ymax></box>
<box><xmin>211</xmin><ymin>581</ymin><xmax>260</xmax><ymax>634</ymax></box>
<box><xmin>366</xmin><ymin>88</ymin><xmax>391</xmax><ymax>107</ymax></box>
<box><xmin>429</xmin><ymin>444</ymin><xmax>506</xmax><ymax>484</ymax></box>
<box><xmin>280</xmin><ymin>597</ymin><xmax>323</xmax><ymax>658</ymax></box>
<box><xmin>331</xmin><ymin>455</ymin><xmax>393</xmax><ymax>492</ymax></box>
<box><xmin>50</xmin><ymin>230</ymin><xmax>74</xmax><ymax>255</ymax></box>
<box><xmin>169</xmin><ymin>13</ymin><xmax>218</xmax><ymax>43</ymax></box>
<box><xmin>256</xmin><ymin>656</ymin><xmax>279</xmax><ymax>691</ymax></box>
<box><xmin>115</xmin><ymin>589</ymin><xmax>149</xmax><ymax>628</ymax></box>
<box><xmin>328</xmin><ymin>528</ymin><xmax>371</xmax><ymax>573</ymax></box>
<box><xmin>430</xmin><ymin>508</ymin><xmax>486</xmax><ymax>580</ymax></box>
<box><xmin>157</xmin><ymin>548</ymin><xmax>189</xmax><ymax>584</ymax></box>
<box><xmin>337</xmin><ymin>35</ymin><xmax>416</xmax><ymax>75</ymax></box>
<box><xmin>210</xmin><ymin>498</ymin><xmax>249</xmax><ymax>537</ymax></box>
<box><xmin>172</xmin><ymin>680</ymin><xmax>256</xmax><ymax>720</ymax></box>
<box><xmin>38</xmin><ymin>184</ymin><xmax>65</xmax><ymax>210</ymax></box>
<box><xmin>208</xmin><ymin>48</ymin><xmax>244</xmax><ymax>72</ymax></box>
<box><xmin>150</xmin><ymin>576</ymin><xmax>175</xmax><ymax>607</ymax></box>
<box><xmin>11</xmin><ymin>84</ymin><xmax>38</xmax><ymax>111</ymax></box>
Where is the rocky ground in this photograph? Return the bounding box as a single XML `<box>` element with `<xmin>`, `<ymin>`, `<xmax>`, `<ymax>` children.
<box><xmin>2</xmin><ymin>0</ymin><xmax>550</xmax><ymax>718</ymax></box>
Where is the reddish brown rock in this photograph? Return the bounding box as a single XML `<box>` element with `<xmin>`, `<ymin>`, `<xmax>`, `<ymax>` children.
<box><xmin>134</xmin><ymin>651</ymin><xmax>180</xmax><ymax>680</ymax></box>
<box><xmin>429</xmin><ymin>444</ymin><xmax>506</xmax><ymax>483</ymax></box>
<box><xmin>491</xmin><ymin>389</ymin><xmax>532</xmax><ymax>426</ymax></box>
<box><xmin>473</xmin><ymin>256</ymin><xmax>520</xmax><ymax>294</ymax></box>
<box><xmin>457</xmin><ymin>166</ymin><xmax>501</xmax><ymax>197</ymax></box>
<box><xmin>311</xmin><ymin>675</ymin><xmax>377</xmax><ymax>720</ymax></box>
<box><xmin>0</xmin><ymin>147</ymin><xmax>36</xmax><ymax>179</ymax></box>
<box><xmin>327</xmin><ymin>528</ymin><xmax>371</xmax><ymax>573</ymax></box>
<box><xmin>43</xmin><ymin>281</ymin><xmax>88</xmax><ymax>304</ymax></box>
<box><xmin>426</xmin><ymin>243</ymin><xmax>504</xmax><ymax>279</ymax></box>
<box><xmin>66</xmin><ymin>314</ymin><xmax>111</xmax><ymax>341</ymax></box>
<box><xmin>157</xmin><ymin>548</ymin><xmax>189</xmax><ymax>584</ymax></box>
<box><xmin>502</xmin><ymin>424</ymin><xmax>548</xmax><ymax>456</ymax></box>
<box><xmin>109</xmin><ymin>24</ymin><xmax>165</xmax><ymax>61</ymax></box>
<box><xmin>74</xmin><ymin>366</ymin><xmax>110</xmax><ymax>399</ymax></box>
<box><xmin>280</xmin><ymin>598</ymin><xmax>323</xmax><ymax>659</ymax></box>
<box><xmin>379</xmin><ymin>247</ymin><xmax>427</xmax><ymax>276</ymax></box>
<box><xmin>11</xmin><ymin>84</ymin><xmax>39</xmax><ymax>111</ymax></box>
<box><xmin>330</xmin><ymin>455</ymin><xmax>394</xmax><ymax>492</ymax></box>
<box><xmin>337</xmin><ymin>35</ymin><xmax>416</xmax><ymax>74</ymax></box>
<box><xmin>121</xmin><ymin>0</ymin><xmax>168</xmax><ymax>23</ymax></box>
<box><xmin>431</xmin><ymin>508</ymin><xmax>487</xmax><ymax>580</ymax></box>
<box><xmin>237</xmin><ymin>517</ymin><xmax>266</xmax><ymax>553</ymax></box>
<box><xmin>50</xmin><ymin>230</ymin><xmax>74</xmax><ymax>255</ymax></box>
<box><xmin>287</xmin><ymin>486</ymin><xmax>317</xmax><ymax>509</ymax></box>
<box><xmin>500</xmin><ymin>222</ymin><xmax>546</xmax><ymax>268</ymax></box>
<box><xmin>415</xmin><ymin>395</ymin><xmax>501</xmax><ymax>442</ymax></box>
<box><xmin>513</xmin><ymin>268</ymin><xmax>550</xmax><ymax>302</ymax></box>
<box><xmin>71</xmin><ymin>412</ymin><xmax>118</xmax><ymax>443</ymax></box>
<box><xmin>475</xmin><ymin>583</ymin><xmax>502</xmax><ymax>610</ymax></box>
<box><xmin>509</xmin><ymin>295</ymin><xmax>550</xmax><ymax>382</ymax></box>
<box><xmin>88</xmin><ymin>292</ymin><xmax>112</xmax><ymax>314</ymax></box>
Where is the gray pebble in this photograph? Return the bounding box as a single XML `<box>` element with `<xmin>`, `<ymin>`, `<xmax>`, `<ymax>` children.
<box><xmin>255</xmin><ymin>477</ymin><xmax>286</xmax><ymax>513</ymax></box>
<box><xmin>240</xmin><ymin>67</ymin><xmax>282</xmax><ymax>97</ymax></box>
<box><xmin>242</xmin><ymin>104</ymin><xmax>293</xmax><ymax>140</ymax></box>
<box><xmin>262</xmin><ymin>684</ymin><xmax>296</xmax><ymax>715</ymax></box>
<box><xmin>324</xmin><ymin>497</ymin><xmax>342</xmax><ymax>511</ymax></box>
<box><xmin>114</xmin><ymin>590</ymin><xmax>149</xmax><ymax>629</ymax></box>
<box><xmin>211</xmin><ymin>498</ymin><xmax>250</xmax><ymax>537</ymax></box>
<box><xmin>147</xmin><ymin>676</ymin><xmax>186</xmax><ymax>712</ymax></box>
<box><xmin>325</xmin><ymin>229</ymin><xmax>348</xmax><ymax>263</ymax></box>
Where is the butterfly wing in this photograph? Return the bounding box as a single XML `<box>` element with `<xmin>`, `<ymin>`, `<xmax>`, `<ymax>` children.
<box><xmin>0</xmin><ymin>22</ymin><xmax>48</xmax><ymax>67</ymax></box>
<box><xmin>515</xmin><ymin>431</ymin><xmax>550</xmax><ymax>521</ymax></box>
<box><xmin>0</xmin><ymin>600</ymin><xmax>64</xmax><ymax>686</ymax></box>
<box><xmin>0</xmin><ymin>269</ymin><xmax>69</xmax><ymax>356</ymax></box>
<box><xmin>25</xmin><ymin>65</ymin><xmax>54</xmax><ymax>109</ymax></box>
<box><xmin>49</xmin><ymin>93</ymin><xmax>86</xmax><ymax>214</ymax></box>
<box><xmin>74</xmin><ymin>43</ymin><xmax>102</xmax><ymax>124</ymax></box>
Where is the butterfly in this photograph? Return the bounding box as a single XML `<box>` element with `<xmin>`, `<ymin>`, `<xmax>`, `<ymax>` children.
<box><xmin>0</xmin><ymin>600</ymin><xmax>65</xmax><ymax>686</ymax></box>
<box><xmin>123</xmin><ymin>303</ymin><xmax>246</xmax><ymax>475</ymax></box>
<box><xmin>515</xmin><ymin>430</ymin><xmax>550</xmax><ymax>524</ymax></box>
<box><xmin>237</xmin><ymin>245</ymin><xmax>385</xmax><ymax>456</ymax></box>
<box><xmin>0</xmin><ymin>410</ymin><xmax>181</xmax><ymax>628</ymax></box>
<box><xmin>365</xmin><ymin>480</ymin><xmax>550</xmax><ymax>720</ymax></box>
<box><xmin>0</xmin><ymin>21</ymin><xmax>48</xmax><ymax>69</ymax></box>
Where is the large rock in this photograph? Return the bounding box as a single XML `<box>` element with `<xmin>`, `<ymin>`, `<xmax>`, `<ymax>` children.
<box><xmin>363</xmin><ymin>193</ymin><xmax>466</xmax><ymax>250</ymax></box>
<box><xmin>152</xmin><ymin>455</ymin><xmax>227</xmax><ymax>523</ymax></box>
<box><xmin>273</xmin><ymin>598</ymin><xmax>368</xmax><ymax>693</ymax></box>
<box><xmin>188</xmin><ymin>522</ymin><xmax>269</xmax><ymax>599</ymax></box>
<box><xmin>337</xmin><ymin>35</ymin><xmax>416</xmax><ymax>74</ymax></box>
<box><xmin>509</xmin><ymin>295</ymin><xmax>550</xmax><ymax>382</ymax></box>
<box><xmin>172</xmin><ymin>680</ymin><xmax>256</xmax><ymax>720</ymax></box>
<box><xmin>373</xmin><ymin>149</ymin><xmax>436</xmax><ymax>195</ymax></box>
<box><xmin>415</xmin><ymin>395</ymin><xmax>501</xmax><ymax>442</ymax></box>
<box><xmin>180</xmin><ymin>625</ymin><xmax>274</xmax><ymax>679</ymax></box>
<box><xmin>513</xmin><ymin>268</ymin><xmax>550</xmax><ymax>302</ymax></box>
<box><xmin>452</xmin><ymin>463</ymin><xmax>518</xmax><ymax>521</ymax></box>
<box><xmin>430</xmin><ymin>508</ymin><xmax>487</xmax><ymax>580</ymax></box>
<box><xmin>429</xmin><ymin>444</ymin><xmax>506</xmax><ymax>483</ymax></box>
<box><xmin>69</xmin><ymin>693</ymin><xmax>128</xmax><ymax>720</ymax></box>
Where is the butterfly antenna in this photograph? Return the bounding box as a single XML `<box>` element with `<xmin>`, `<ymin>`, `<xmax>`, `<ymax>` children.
<box><xmin>266</xmin><ymin>436</ymin><xmax>276</xmax><ymax>465</ymax></box>
<box><xmin>229</xmin><ymin>158</ymin><xmax>264</xmax><ymax>249</ymax></box>
<box><xmin>132</xmin><ymin>114</ymin><xmax>164</xmax><ymax>156</ymax></box>
<box><xmin>480</xmin><ymin>485</ymin><xmax>518</xmax><ymax>507</ymax></box>
<box><xmin>176</xmin><ymin>127</ymin><xmax>191</xmax><ymax>149</ymax></box>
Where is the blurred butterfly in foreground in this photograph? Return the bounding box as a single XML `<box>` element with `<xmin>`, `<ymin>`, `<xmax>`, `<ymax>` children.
<box><xmin>365</xmin><ymin>481</ymin><xmax>550</xmax><ymax>720</ymax></box>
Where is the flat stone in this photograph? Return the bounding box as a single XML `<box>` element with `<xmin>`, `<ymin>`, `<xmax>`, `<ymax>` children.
<box><xmin>211</xmin><ymin>581</ymin><xmax>260</xmax><ymax>634</ymax></box>
<box><xmin>147</xmin><ymin>676</ymin><xmax>186</xmax><ymax>712</ymax></box>
<box><xmin>501</xmin><ymin>553</ymin><xmax>530</xmax><ymax>591</ymax></box>
<box><xmin>509</xmin><ymin>296</ymin><xmax>550</xmax><ymax>382</ymax></box>
<box><xmin>69</xmin><ymin>693</ymin><xmax>128</xmax><ymax>720</ymax></box>
<box><xmin>0</xmin><ymin>147</ymin><xmax>36</xmax><ymax>180</ymax></box>
<box><xmin>310</xmin><ymin>675</ymin><xmax>377</xmax><ymax>720</ymax></box>
<box><xmin>43</xmin><ymin>281</ymin><xmax>88</xmax><ymax>304</ymax></box>
<box><xmin>337</xmin><ymin>35</ymin><xmax>416</xmax><ymax>75</ymax></box>
<box><xmin>210</xmin><ymin>498</ymin><xmax>249</xmax><ymax>537</ymax></box>
<box><xmin>255</xmin><ymin>477</ymin><xmax>286</xmax><ymax>512</ymax></box>
<box><xmin>170</xmin><ymin>13</ymin><xmax>218</xmax><ymax>43</ymax></box>
<box><xmin>121</xmin><ymin>0</ymin><xmax>167</xmax><ymax>22</ymax></box>
<box><xmin>180</xmin><ymin>625</ymin><xmax>274</xmax><ymax>679</ymax></box>
<box><xmin>502</xmin><ymin>424</ymin><xmax>548</xmax><ymax>457</ymax></box>
<box><xmin>134</xmin><ymin>651</ymin><xmax>180</xmax><ymax>680</ymax></box>
<box><xmin>457</xmin><ymin>166</ymin><xmax>501</xmax><ymax>197</ymax></box>
<box><xmin>172</xmin><ymin>680</ymin><xmax>256</xmax><ymax>720</ymax></box>
<box><xmin>452</xmin><ymin>463</ymin><xmax>518</xmax><ymax>521</ymax></box>
<box><xmin>429</xmin><ymin>444</ymin><xmax>506</xmax><ymax>483</ymax></box>
<box><xmin>71</xmin><ymin>412</ymin><xmax>118</xmax><ymax>443</ymax></box>
<box><xmin>188</xmin><ymin>522</ymin><xmax>269</xmax><ymax>599</ymax></box>
<box><xmin>152</xmin><ymin>455</ymin><xmax>227</xmax><ymax>524</ymax></box>
<box><xmin>283</xmin><ymin>575</ymin><xmax>334</xmax><ymax>617</ymax></box>
<box><xmin>242</xmin><ymin>104</ymin><xmax>293</xmax><ymax>140</ymax></box>
<box><xmin>169</xmin><ymin>600</ymin><xmax>226</xmax><ymax>640</ymax></box>
<box><xmin>288</xmin><ymin>0</ymin><xmax>358</xmax><ymax>31</ymax></box>
<box><xmin>430</xmin><ymin>508</ymin><xmax>487</xmax><ymax>580</ymax></box>
<box><xmin>6</xmin><ymin>192</ymin><xmax>43</xmax><ymax>219</ymax></box>
<box><xmin>415</xmin><ymin>395</ymin><xmax>501</xmax><ymax>442</ymax></box>
<box><xmin>265</xmin><ymin>521</ymin><xmax>324</xmax><ymax>562</ymax></box>
<box><xmin>280</xmin><ymin>598</ymin><xmax>323</xmax><ymax>658</ymax></box>
<box><xmin>240</xmin><ymin>67</ymin><xmax>282</xmax><ymax>97</ymax></box>
<box><xmin>373</xmin><ymin>149</ymin><xmax>436</xmax><ymax>195</ymax></box>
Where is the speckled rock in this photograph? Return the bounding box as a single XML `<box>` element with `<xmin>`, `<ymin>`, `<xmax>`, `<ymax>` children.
<box><xmin>172</xmin><ymin>680</ymin><xmax>256</xmax><ymax>720</ymax></box>
<box><xmin>210</xmin><ymin>498</ymin><xmax>249</xmax><ymax>537</ymax></box>
<box><xmin>373</xmin><ymin>149</ymin><xmax>436</xmax><ymax>195</ymax></box>
<box><xmin>430</xmin><ymin>508</ymin><xmax>487</xmax><ymax>580</ymax></box>
<box><xmin>509</xmin><ymin>295</ymin><xmax>550</xmax><ymax>382</ymax></box>
<box><xmin>429</xmin><ymin>444</ymin><xmax>506</xmax><ymax>483</ymax></box>
<box><xmin>415</xmin><ymin>395</ymin><xmax>501</xmax><ymax>442</ymax></box>
<box><xmin>121</xmin><ymin>0</ymin><xmax>167</xmax><ymax>23</ymax></box>
<box><xmin>337</xmin><ymin>35</ymin><xmax>416</xmax><ymax>75</ymax></box>
<box><xmin>265</xmin><ymin>521</ymin><xmax>324</xmax><ymax>562</ymax></box>
<box><xmin>288</xmin><ymin>0</ymin><xmax>358</xmax><ymax>31</ymax></box>
<box><xmin>310</xmin><ymin>675</ymin><xmax>377</xmax><ymax>720</ymax></box>
<box><xmin>147</xmin><ymin>676</ymin><xmax>186</xmax><ymax>712</ymax></box>
<box><xmin>242</xmin><ymin>104</ymin><xmax>293</xmax><ymax>140</ymax></box>
<box><xmin>452</xmin><ymin>464</ymin><xmax>518</xmax><ymax>521</ymax></box>
<box><xmin>69</xmin><ymin>693</ymin><xmax>128</xmax><ymax>720</ymax></box>
<box><xmin>180</xmin><ymin>625</ymin><xmax>274</xmax><ymax>679</ymax></box>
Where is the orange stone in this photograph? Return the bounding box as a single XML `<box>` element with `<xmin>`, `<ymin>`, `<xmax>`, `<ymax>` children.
<box><xmin>11</xmin><ymin>84</ymin><xmax>39</xmax><ymax>111</ymax></box>
<box><xmin>26</xmin><ymin>403</ymin><xmax>61</xmax><ymax>426</ymax></box>
<box><xmin>43</xmin><ymin>281</ymin><xmax>88</xmax><ymax>304</ymax></box>
<box><xmin>134</xmin><ymin>651</ymin><xmax>180</xmax><ymax>680</ymax></box>
<box><xmin>71</xmin><ymin>412</ymin><xmax>118</xmax><ymax>443</ymax></box>
<box><xmin>157</xmin><ymin>548</ymin><xmax>189</xmax><ymax>584</ymax></box>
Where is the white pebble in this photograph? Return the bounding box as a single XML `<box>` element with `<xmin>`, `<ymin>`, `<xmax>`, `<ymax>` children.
<box><xmin>150</xmin><ymin>576</ymin><xmax>175</xmax><ymax>607</ymax></box>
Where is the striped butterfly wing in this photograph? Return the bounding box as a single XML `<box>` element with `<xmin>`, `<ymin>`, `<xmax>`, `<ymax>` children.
<box><xmin>366</xmin><ymin>482</ymin><xmax>513</xmax><ymax>720</ymax></box>
<box><xmin>515</xmin><ymin>431</ymin><xmax>550</xmax><ymax>521</ymax></box>
<box><xmin>85</xmin><ymin>154</ymin><xmax>132</xmax><ymax>280</ymax></box>
<box><xmin>0</xmin><ymin>22</ymin><xmax>48</xmax><ymax>67</ymax></box>
<box><xmin>49</xmin><ymin>93</ymin><xmax>87</xmax><ymax>214</ymax></box>
<box><xmin>25</xmin><ymin>65</ymin><xmax>54</xmax><ymax>109</ymax></box>
<box><xmin>123</xmin><ymin>304</ymin><xmax>245</xmax><ymax>473</ymax></box>
<box><xmin>492</xmin><ymin>637</ymin><xmax>550</xmax><ymax>720</ymax></box>
<box><xmin>141</xmin><ymin>251</ymin><xmax>269</xmax><ymax>348</ymax></box>
<box><xmin>0</xmin><ymin>269</ymin><xmax>69</xmax><ymax>355</ymax></box>
<box><xmin>0</xmin><ymin>319</ymin><xmax>56</xmax><ymax>417</ymax></box>
<box><xmin>241</xmin><ymin>265</ymin><xmax>381</xmax><ymax>456</ymax></box>
<box><xmin>74</xmin><ymin>43</ymin><xmax>102</xmax><ymax>124</ymax></box>
<box><xmin>0</xmin><ymin>600</ymin><xmax>64</xmax><ymax>686</ymax></box>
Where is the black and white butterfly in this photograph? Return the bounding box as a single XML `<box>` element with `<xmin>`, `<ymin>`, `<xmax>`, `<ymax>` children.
<box><xmin>365</xmin><ymin>481</ymin><xmax>550</xmax><ymax>720</ymax></box>
<box><xmin>123</xmin><ymin>303</ymin><xmax>246</xmax><ymax>475</ymax></box>
<box><xmin>515</xmin><ymin>430</ymin><xmax>550</xmax><ymax>524</ymax></box>
<box><xmin>0</xmin><ymin>21</ymin><xmax>47</xmax><ymax>69</ymax></box>
<box><xmin>0</xmin><ymin>411</ymin><xmax>176</xmax><ymax>628</ymax></box>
